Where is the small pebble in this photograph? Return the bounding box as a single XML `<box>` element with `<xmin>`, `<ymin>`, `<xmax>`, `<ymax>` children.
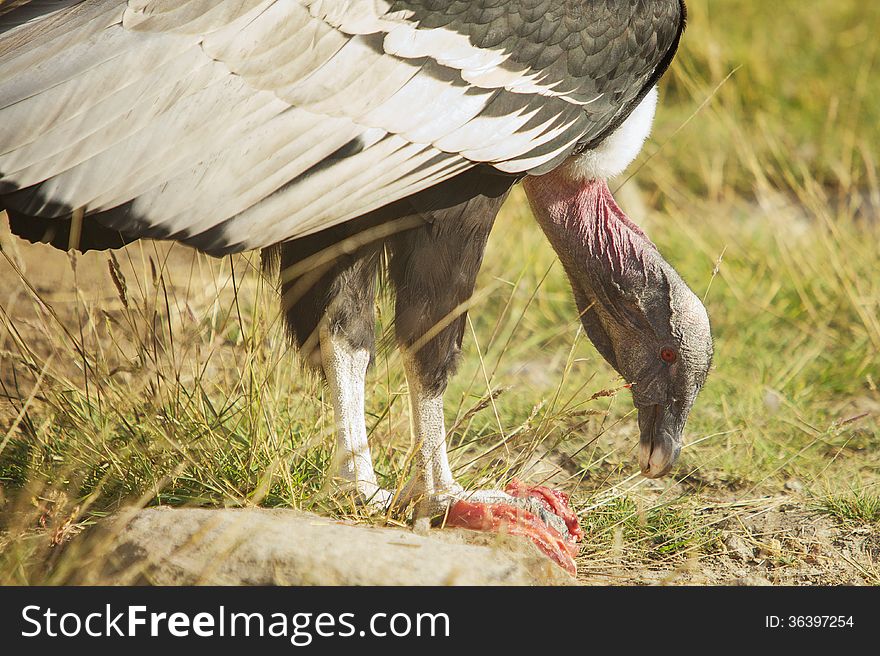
<box><xmin>784</xmin><ymin>478</ymin><xmax>804</xmax><ymax>493</ymax></box>
<box><xmin>725</xmin><ymin>535</ymin><xmax>755</xmax><ymax>562</ymax></box>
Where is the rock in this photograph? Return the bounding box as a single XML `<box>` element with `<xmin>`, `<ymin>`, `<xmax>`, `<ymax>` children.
<box><xmin>724</xmin><ymin>534</ymin><xmax>755</xmax><ymax>562</ymax></box>
<box><xmin>758</xmin><ymin>538</ymin><xmax>784</xmax><ymax>559</ymax></box>
<box><xmin>784</xmin><ymin>478</ymin><xmax>804</xmax><ymax>493</ymax></box>
<box><xmin>763</xmin><ymin>388</ymin><xmax>784</xmax><ymax>414</ymax></box>
<box><xmin>730</xmin><ymin>575</ymin><xmax>773</xmax><ymax>586</ymax></box>
<box><xmin>83</xmin><ymin>508</ymin><xmax>576</xmax><ymax>586</ymax></box>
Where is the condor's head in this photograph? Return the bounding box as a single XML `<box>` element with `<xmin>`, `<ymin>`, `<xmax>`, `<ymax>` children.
<box><xmin>523</xmin><ymin>88</ymin><xmax>713</xmax><ymax>479</ymax></box>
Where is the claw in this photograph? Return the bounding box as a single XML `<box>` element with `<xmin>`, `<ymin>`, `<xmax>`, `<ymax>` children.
<box><xmin>335</xmin><ymin>480</ymin><xmax>394</xmax><ymax>512</ymax></box>
<box><xmin>391</xmin><ymin>477</ymin><xmax>462</xmax><ymax>517</ymax></box>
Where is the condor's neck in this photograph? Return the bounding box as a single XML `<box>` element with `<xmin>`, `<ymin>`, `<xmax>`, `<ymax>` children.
<box><xmin>522</xmin><ymin>170</ymin><xmax>658</xmax><ymax>288</ymax></box>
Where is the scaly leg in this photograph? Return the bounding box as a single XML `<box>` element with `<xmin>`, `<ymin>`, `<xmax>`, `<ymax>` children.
<box><xmin>401</xmin><ymin>353</ymin><xmax>462</xmax><ymax>513</ymax></box>
<box><xmin>321</xmin><ymin>323</ymin><xmax>391</xmax><ymax>508</ymax></box>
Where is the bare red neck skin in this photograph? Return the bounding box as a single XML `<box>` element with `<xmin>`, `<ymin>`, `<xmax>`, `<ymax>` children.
<box><xmin>522</xmin><ymin>171</ymin><xmax>656</xmax><ymax>276</ymax></box>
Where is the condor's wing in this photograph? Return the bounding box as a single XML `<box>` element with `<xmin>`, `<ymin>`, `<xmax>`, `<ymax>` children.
<box><xmin>0</xmin><ymin>0</ymin><xmax>684</xmax><ymax>255</ymax></box>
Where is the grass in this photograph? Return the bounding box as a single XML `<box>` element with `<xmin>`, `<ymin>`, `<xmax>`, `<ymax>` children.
<box><xmin>1</xmin><ymin>1</ymin><xmax>879</xmax><ymax>584</ymax></box>
<box><xmin>579</xmin><ymin>496</ymin><xmax>723</xmax><ymax>561</ymax></box>
<box><xmin>818</xmin><ymin>492</ymin><xmax>880</xmax><ymax>526</ymax></box>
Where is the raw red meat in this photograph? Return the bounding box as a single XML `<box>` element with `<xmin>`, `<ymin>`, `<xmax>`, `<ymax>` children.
<box><xmin>445</xmin><ymin>479</ymin><xmax>582</xmax><ymax>576</ymax></box>
<box><xmin>505</xmin><ymin>478</ymin><xmax>584</xmax><ymax>542</ymax></box>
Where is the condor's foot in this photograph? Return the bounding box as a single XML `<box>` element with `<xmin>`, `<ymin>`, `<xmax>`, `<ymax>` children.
<box><xmin>333</xmin><ymin>479</ymin><xmax>394</xmax><ymax>513</ymax></box>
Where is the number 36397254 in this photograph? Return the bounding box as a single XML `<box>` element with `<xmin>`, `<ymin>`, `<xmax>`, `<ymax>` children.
<box><xmin>765</xmin><ymin>616</ymin><xmax>854</xmax><ymax>628</ymax></box>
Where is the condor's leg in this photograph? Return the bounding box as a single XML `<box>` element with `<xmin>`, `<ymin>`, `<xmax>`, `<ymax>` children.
<box><xmin>276</xmin><ymin>226</ymin><xmax>390</xmax><ymax>508</ymax></box>
<box><xmin>388</xmin><ymin>179</ymin><xmax>513</xmax><ymax>517</ymax></box>
<box><xmin>388</xmin><ymin>177</ymin><xmax>579</xmax><ymax>544</ymax></box>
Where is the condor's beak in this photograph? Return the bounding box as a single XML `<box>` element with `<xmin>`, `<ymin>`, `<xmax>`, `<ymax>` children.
<box><xmin>637</xmin><ymin>403</ymin><xmax>686</xmax><ymax>478</ymax></box>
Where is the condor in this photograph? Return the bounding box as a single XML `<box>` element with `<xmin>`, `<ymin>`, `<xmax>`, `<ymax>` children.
<box><xmin>0</xmin><ymin>1</ymin><xmax>711</xmax><ymax>563</ymax></box>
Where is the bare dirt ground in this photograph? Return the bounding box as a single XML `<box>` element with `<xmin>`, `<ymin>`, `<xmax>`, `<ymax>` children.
<box><xmin>579</xmin><ymin>493</ymin><xmax>877</xmax><ymax>585</ymax></box>
<box><xmin>521</xmin><ymin>431</ymin><xmax>879</xmax><ymax>585</ymax></box>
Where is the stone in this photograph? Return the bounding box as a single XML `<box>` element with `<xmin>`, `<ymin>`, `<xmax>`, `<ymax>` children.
<box><xmin>84</xmin><ymin>507</ymin><xmax>576</xmax><ymax>586</ymax></box>
<box><xmin>730</xmin><ymin>575</ymin><xmax>773</xmax><ymax>586</ymax></box>
<box><xmin>724</xmin><ymin>534</ymin><xmax>755</xmax><ymax>562</ymax></box>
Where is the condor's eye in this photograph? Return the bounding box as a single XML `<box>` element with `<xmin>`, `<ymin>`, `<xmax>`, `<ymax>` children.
<box><xmin>660</xmin><ymin>347</ymin><xmax>678</xmax><ymax>364</ymax></box>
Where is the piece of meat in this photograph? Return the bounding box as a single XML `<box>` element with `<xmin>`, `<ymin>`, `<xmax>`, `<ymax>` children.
<box><xmin>445</xmin><ymin>479</ymin><xmax>582</xmax><ymax>576</ymax></box>
<box><xmin>505</xmin><ymin>479</ymin><xmax>585</xmax><ymax>542</ymax></box>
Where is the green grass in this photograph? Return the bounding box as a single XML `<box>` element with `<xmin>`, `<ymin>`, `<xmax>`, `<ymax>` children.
<box><xmin>654</xmin><ymin>0</ymin><xmax>880</xmax><ymax>196</ymax></box>
<box><xmin>818</xmin><ymin>492</ymin><xmax>880</xmax><ymax>526</ymax></box>
<box><xmin>1</xmin><ymin>1</ymin><xmax>879</xmax><ymax>584</ymax></box>
<box><xmin>579</xmin><ymin>497</ymin><xmax>723</xmax><ymax>561</ymax></box>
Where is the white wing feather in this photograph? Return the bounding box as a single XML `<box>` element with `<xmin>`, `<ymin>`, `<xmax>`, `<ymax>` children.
<box><xmin>0</xmin><ymin>0</ymin><xmax>594</xmax><ymax>252</ymax></box>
